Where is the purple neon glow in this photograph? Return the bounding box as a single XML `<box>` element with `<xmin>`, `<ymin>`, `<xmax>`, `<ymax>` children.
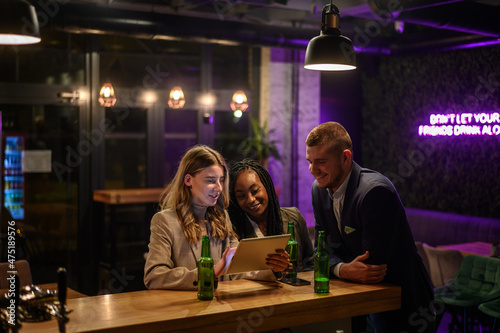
<box><xmin>298</xmin><ymin>36</ymin><xmax>499</xmax><ymax>55</ymax></box>
<box><xmin>354</xmin><ymin>45</ymin><xmax>391</xmax><ymax>55</ymax></box>
<box><xmin>435</xmin><ymin>39</ymin><xmax>500</xmax><ymax>52</ymax></box>
<box><xmin>418</xmin><ymin>112</ymin><xmax>500</xmax><ymax>136</ymax></box>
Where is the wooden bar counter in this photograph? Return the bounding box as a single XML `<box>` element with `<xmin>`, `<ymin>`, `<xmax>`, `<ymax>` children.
<box><xmin>20</xmin><ymin>271</ymin><xmax>400</xmax><ymax>332</ymax></box>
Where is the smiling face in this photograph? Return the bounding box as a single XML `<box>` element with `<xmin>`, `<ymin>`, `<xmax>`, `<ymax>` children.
<box><xmin>184</xmin><ymin>165</ymin><xmax>225</xmax><ymax>208</ymax></box>
<box><xmin>233</xmin><ymin>169</ymin><xmax>269</xmax><ymax>223</ymax></box>
<box><xmin>306</xmin><ymin>143</ymin><xmax>352</xmax><ymax>192</ymax></box>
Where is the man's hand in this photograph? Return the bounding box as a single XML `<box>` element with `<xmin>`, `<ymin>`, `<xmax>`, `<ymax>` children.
<box><xmin>339</xmin><ymin>251</ymin><xmax>387</xmax><ymax>284</ymax></box>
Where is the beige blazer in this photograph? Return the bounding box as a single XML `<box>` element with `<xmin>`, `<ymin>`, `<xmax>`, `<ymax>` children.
<box><xmin>144</xmin><ymin>208</ymin><xmax>275</xmax><ymax>290</ymax></box>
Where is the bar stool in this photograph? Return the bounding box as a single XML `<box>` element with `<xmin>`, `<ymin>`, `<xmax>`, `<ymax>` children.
<box><xmin>434</xmin><ymin>255</ymin><xmax>500</xmax><ymax>333</ymax></box>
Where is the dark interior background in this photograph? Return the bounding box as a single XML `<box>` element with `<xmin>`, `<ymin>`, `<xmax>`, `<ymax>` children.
<box><xmin>359</xmin><ymin>46</ymin><xmax>500</xmax><ymax>218</ymax></box>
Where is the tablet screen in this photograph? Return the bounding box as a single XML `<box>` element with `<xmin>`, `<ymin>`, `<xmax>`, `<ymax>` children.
<box><xmin>224</xmin><ymin>234</ymin><xmax>291</xmax><ymax>275</ymax></box>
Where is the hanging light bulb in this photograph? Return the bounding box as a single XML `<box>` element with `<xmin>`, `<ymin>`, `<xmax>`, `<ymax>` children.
<box><xmin>233</xmin><ymin>110</ymin><xmax>243</xmax><ymax>118</ymax></box>
<box><xmin>98</xmin><ymin>82</ymin><xmax>117</xmax><ymax>107</ymax></box>
<box><xmin>230</xmin><ymin>90</ymin><xmax>249</xmax><ymax>115</ymax></box>
<box><xmin>168</xmin><ymin>86</ymin><xmax>185</xmax><ymax>109</ymax></box>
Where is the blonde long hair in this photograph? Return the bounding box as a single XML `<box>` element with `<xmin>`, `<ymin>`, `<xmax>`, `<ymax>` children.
<box><xmin>160</xmin><ymin>145</ymin><xmax>234</xmax><ymax>244</ymax></box>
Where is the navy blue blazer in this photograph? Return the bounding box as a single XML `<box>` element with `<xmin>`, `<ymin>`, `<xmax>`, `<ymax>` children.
<box><xmin>311</xmin><ymin>162</ymin><xmax>433</xmax><ymax>317</ymax></box>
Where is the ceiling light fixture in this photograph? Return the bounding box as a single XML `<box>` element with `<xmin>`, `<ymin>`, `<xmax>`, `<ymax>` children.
<box><xmin>98</xmin><ymin>82</ymin><xmax>117</xmax><ymax>107</ymax></box>
<box><xmin>304</xmin><ymin>1</ymin><xmax>356</xmax><ymax>71</ymax></box>
<box><xmin>230</xmin><ymin>90</ymin><xmax>249</xmax><ymax>118</ymax></box>
<box><xmin>0</xmin><ymin>0</ymin><xmax>41</xmax><ymax>45</ymax></box>
<box><xmin>168</xmin><ymin>86</ymin><xmax>185</xmax><ymax>109</ymax></box>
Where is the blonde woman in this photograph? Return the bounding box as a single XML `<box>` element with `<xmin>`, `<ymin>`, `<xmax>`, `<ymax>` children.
<box><xmin>144</xmin><ymin>145</ymin><xmax>289</xmax><ymax>290</ymax></box>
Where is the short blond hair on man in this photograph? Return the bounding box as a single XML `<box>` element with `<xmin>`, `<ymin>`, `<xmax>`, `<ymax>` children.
<box><xmin>306</xmin><ymin>122</ymin><xmax>353</xmax><ymax>156</ymax></box>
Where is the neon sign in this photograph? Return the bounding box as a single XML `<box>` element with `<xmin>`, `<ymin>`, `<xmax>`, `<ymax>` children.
<box><xmin>418</xmin><ymin>112</ymin><xmax>500</xmax><ymax>136</ymax></box>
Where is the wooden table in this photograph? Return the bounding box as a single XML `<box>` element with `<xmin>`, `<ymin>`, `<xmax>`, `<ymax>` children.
<box><xmin>438</xmin><ymin>241</ymin><xmax>493</xmax><ymax>257</ymax></box>
<box><xmin>20</xmin><ymin>271</ymin><xmax>400</xmax><ymax>333</ymax></box>
<box><xmin>93</xmin><ymin>188</ymin><xmax>164</xmax><ymax>205</ymax></box>
<box><xmin>93</xmin><ymin>188</ymin><xmax>164</xmax><ymax>277</ymax></box>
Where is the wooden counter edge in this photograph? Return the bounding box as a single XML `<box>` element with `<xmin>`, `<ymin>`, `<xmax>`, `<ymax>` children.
<box><xmin>93</xmin><ymin>188</ymin><xmax>164</xmax><ymax>204</ymax></box>
<box><xmin>63</xmin><ymin>283</ymin><xmax>400</xmax><ymax>333</ymax></box>
<box><xmin>16</xmin><ymin>275</ymin><xmax>401</xmax><ymax>333</ymax></box>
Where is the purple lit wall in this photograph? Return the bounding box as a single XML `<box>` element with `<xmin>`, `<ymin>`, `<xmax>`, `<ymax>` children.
<box><xmin>358</xmin><ymin>46</ymin><xmax>500</xmax><ymax>218</ymax></box>
<box><xmin>320</xmin><ymin>68</ymin><xmax>363</xmax><ymax>164</ymax></box>
<box><xmin>265</xmin><ymin>48</ymin><xmax>319</xmax><ymax>223</ymax></box>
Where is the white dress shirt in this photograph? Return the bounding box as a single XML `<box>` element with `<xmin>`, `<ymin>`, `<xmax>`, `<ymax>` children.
<box><xmin>326</xmin><ymin>169</ymin><xmax>352</xmax><ymax>278</ymax></box>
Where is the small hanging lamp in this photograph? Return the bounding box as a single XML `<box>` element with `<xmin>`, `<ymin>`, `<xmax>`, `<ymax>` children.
<box><xmin>168</xmin><ymin>86</ymin><xmax>185</xmax><ymax>109</ymax></box>
<box><xmin>98</xmin><ymin>82</ymin><xmax>117</xmax><ymax>107</ymax></box>
<box><xmin>304</xmin><ymin>1</ymin><xmax>356</xmax><ymax>71</ymax></box>
<box><xmin>230</xmin><ymin>90</ymin><xmax>249</xmax><ymax>118</ymax></box>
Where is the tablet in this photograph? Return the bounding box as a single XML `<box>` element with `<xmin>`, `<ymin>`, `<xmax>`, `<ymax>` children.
<box><xmin>224</xmin><ymin>234</ymin><xmax>291</xmax><ymax>275</ymax></box>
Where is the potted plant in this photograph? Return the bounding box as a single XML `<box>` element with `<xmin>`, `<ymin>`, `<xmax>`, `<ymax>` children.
<box><xmin>238</xmin><ymin>117</ymin><xmax>281</xmax><ymax>168</ymax></box>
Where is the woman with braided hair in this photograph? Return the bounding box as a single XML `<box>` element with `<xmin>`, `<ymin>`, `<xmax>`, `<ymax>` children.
<box><xmin>228</xmin><ymin>159</ymin><xmax>314</xmax><ymax>272</ymax></box>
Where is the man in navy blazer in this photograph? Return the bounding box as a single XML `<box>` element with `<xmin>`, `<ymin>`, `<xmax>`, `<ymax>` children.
<box><xmin>306</xmin><ymin>122</ymin><xmax>434</xmax><ymax>333</ymax></box>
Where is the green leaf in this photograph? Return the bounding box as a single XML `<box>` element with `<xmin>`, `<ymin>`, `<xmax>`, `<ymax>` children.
<box><xmin>238</xmin><ymin>116</ymin><xmax>282</xmax><ymax>163</ymax></box>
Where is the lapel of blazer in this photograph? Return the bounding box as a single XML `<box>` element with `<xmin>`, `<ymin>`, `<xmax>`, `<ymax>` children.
<box><xmin>341</xmin><ymin>162</ymin><xmax>361</xmax><ymax>234</ymax></box>
<box><xmin>189</xmin><ymin>240</ymin><xmax>201</xmax><ymax>262</ymax></box>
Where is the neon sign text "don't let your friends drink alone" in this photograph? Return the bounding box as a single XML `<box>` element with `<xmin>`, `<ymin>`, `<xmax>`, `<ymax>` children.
<box><xmin>418</xmin><ymin>112</ymin><xmax>500</xmax><ymax>136</ymax></box>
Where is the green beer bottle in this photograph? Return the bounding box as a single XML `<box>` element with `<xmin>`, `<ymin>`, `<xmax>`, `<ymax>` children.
<box><xmin>314</xmin><ymin>231</ymin><xmax>330</xmax><ymax>293</ymax></box>
<box><xmin>197</xmin><ymin>235</ymin><xmax>214</xmax><ymax>300</ymax></box>
<box><xmin>285</xmin><ymin>221</ymin><xmax>298</xmax><ymax>280</ymax></box>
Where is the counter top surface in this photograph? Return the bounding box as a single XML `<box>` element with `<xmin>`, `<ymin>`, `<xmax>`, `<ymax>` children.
<box><xmin>19</xmin><ymin>271</ymin><xmax>400</xmax><ymax>332</ymax></box>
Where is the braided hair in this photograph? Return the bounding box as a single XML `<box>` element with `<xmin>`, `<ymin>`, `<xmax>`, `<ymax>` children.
<box><xmin>228</xmin><ymin>159</ymin><xmax>284</xmax><ymax>239</ymax></box>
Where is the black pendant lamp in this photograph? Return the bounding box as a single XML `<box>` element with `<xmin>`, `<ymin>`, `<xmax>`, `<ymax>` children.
<box><xmin>0</xmin><ymin>0</ymin><xmax>41</xmax><ymax>45</ymax></box>
<box><xmin>304</xmin><ymin>1</ymin><xmax>356</xmax><ymax>71</ymax></box>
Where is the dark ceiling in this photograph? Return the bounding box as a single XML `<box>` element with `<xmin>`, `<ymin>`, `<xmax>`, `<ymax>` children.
<box><xmin>31</xmin><ymin>0</ymin><xmax>500</xmax><ymax>55</ymax></box>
